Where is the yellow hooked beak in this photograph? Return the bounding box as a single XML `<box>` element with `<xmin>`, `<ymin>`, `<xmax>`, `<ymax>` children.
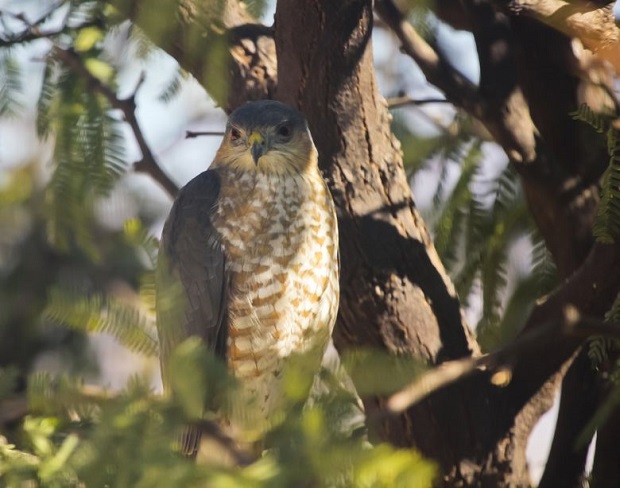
<box><xmin>248</xmin><ymin>131</ymin><xmax>267</xmax><ymax>165</ymax></box>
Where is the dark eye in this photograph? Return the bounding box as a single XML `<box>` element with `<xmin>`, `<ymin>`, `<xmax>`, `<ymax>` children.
<box><xmin>230</xmin><ymin>127</ymin><xmax>241</xmax><ymax>141</ymax></box>
<box><xmin>277</xmin><ymin>124</ymin><xmax>291</xmax><ymax>139</ymax></box>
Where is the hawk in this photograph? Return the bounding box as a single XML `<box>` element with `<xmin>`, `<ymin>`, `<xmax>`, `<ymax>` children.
<box><xmin>156</xmin><ymin>100</ymin><xmax>339</xmax><ymax>452</ymax></box>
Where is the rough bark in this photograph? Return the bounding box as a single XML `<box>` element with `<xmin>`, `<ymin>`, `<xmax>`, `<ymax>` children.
<box><xmin>275</xmin><ymin>0</ymin><xmax>477</xmax><ymax>364</ymax></box>
<box><xmin>271</xmin><ymin>1</ymin><xmax>519</xmax><ymax>485</ymax></box>
<box><xmin>500</xmin><ymin>0</ymin><xmax>620</xmax><ymax>74</ymax></box>
<box><xmin>273</xmin><ymin>1</ymin><xmax>620</xmax><ymax>485</ymax></box>
<box><xmin>114</xmin><ymin>0</ymin><xmax>277</xmax><ymax>113</ymax></box>
<box><xmin>590</xmin><ymin>400</ymin><xmax>620</xmax><ymax>488</ymax></box>
<box><xmin>537</xmin><ymin>351</ymin><xmax>601</xmax><ymax>488</ymax></box>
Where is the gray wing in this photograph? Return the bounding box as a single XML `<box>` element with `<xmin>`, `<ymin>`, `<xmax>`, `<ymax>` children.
<box><xmin>156</xmin><ymin>169</ymin><xmax>229</xmax><ymax>390</ymax></box>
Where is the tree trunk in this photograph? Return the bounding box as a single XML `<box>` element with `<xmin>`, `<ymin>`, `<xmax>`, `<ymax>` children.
<box><xmin>273</xmin><ymin>1</ymin><xmax>620</xmax><ymax>486</ymax></box>
<box><xmin>274</xmin><ymin>1</ymin><xmax>528</xmax><ymax>485</ymax></box>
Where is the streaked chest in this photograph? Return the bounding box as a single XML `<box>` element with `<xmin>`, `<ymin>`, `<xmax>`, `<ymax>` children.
<box><xmin>212</xmin><ymin>169</ymin><xmax>339</xmax><ymax>378</ymax></box>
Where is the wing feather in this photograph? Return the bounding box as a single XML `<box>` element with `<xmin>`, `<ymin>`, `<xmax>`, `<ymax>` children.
<box><xmin>156</xmin><ymin>169</ymin><xmax>229</xmax><ymax>390</ymax></box>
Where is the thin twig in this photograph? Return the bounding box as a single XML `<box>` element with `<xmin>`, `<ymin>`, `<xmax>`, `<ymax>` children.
<box><xmin>0</xmin><ymin>2</ymin><xmax>101</xmax><ymax>47</ymax></box>
<box><xmin>52</xmin><ymin>47</ymin><xmax>179</xmax><ymax>197</ymax></box>
<box><xmin>386</xmin><ymin>96</ymin><xmax>450</xmax><ymax>109</ymax></box>
<box><xmin>1</xmin><ymin>8</ymin><xmax>179</xmax><ymax>197</ymax></box>
<box><xmin>186</xmin><ymin>130</ymin><xmax>225</xmax><ymax>139</ymax></box>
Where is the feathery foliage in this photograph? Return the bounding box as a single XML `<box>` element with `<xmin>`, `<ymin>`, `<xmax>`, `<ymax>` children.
<box><xmin>0</xmin><ymin>54</ymin><xmax>23</xmax><ymax>117</ymax></box>
<box><xmin>158</xmin><ymin>67</ymin><xmax>188</xmax><ymax>103</ymax></box>
<box><xmin>432</xmin><ymin>141</ymin><xmax>482</xmax><ymax>271</ymax></box>
<box><xmin>44</xmin><ymin>66</ymin><xmax>127</xmax><ymax>259</ymax></box>
<box><xmin>578</xmin><ymin>294</ymin><xmax>620</xmax><ymax>448</ymax></box>
<box><xmin>570</xmin><ymin>103</ymin><xmax>610</xmax><ymax>134</ymax></box>
<box><xmin>410</xmin><ymin>129</ymin><xmax>552</xmax><ymax>349</ymax></box>
<box><xmin>571</xmin><ymin>103</ymin><xmax>620</xmax><ymax>243</ymax></box>
<box><xmin>593</xmin><ymin>128</ymin><xmax>620</xmax><ymax>243</ymax></box>
<box><xmin>43</xmin><ymin>287</ymin><xmax>158</xmax><ymax>357</ymax></box>
<box><xmin>2</xmin><ymin>341</ymin><xmax>436</xmax><ymax>488</ymax></box>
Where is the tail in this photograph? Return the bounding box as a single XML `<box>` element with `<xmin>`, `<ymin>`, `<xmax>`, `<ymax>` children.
<box><xmin>177</xmin><ymin>420</ymin><xmax>255</xmax><ymax>466</ymax></box>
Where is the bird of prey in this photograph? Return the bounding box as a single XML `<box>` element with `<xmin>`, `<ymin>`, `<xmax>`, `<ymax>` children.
<box><xmin>156</xmin><ymin>100</ymin><xmax>339</xmax><ymax>452</ymax></box>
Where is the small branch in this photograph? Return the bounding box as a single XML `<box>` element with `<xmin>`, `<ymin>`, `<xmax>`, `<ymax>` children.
<box><xmin>118</xmin><ymin>0</ymin><xmax>277</xmax><ymax>113</ymax></box>
<box><xmin>0</xmin><ymin>384</ymin><xmax>114</xmax><ymax>425</ymax></box>
<box><xmin>384</xmin><ymin>306</ymin><xmax>620</xmax><ymax>415</ymax></box>
<box><xmin>185</xmin><ymin>130</ymin><xmax>225</xmax><ymax>139</ymax></box>
<box><xmin>0</xmin><ymin>2</ymin><xmax>101</xmax><ymax>48</ymax></box>
<box><xmin>52</xmin><ymin>47</ymin><xmax>179</xmax><ymax>198</ymax></box>
<box><xmin>0</xmin><ymin>8</ymin><xmax>179</xmax><ymax>197</ymax></box>
<box><xmin>385</xmin><ymin>96</ymin><xmax>450</xmax><ymax>108</ymax></box>
<box><xmin>375</xmin><ymin>0</ymin><xmax>481</xmax><ymax>115</ymax></box>
<box><xmin>386</xmin><ymin>356</ymin><xmax>479</xmax><ymax>414</ymax></box>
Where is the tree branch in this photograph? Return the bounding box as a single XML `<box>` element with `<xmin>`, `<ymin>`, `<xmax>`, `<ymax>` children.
<box><xmin>185</xmin><ymin>130</ymin><xmax>225</xmax><ymax>139</ymax></box>
<box><xmin>117</xmin><ymin>0</ymin><xmax>277</xmax><ymax>113</ymax></box>
<box><xmin>375</xmin><ymin>0</ymin><xmax>537</xmax><ymax>163</ymax></box>
<box><xmin>51</xmin><ymin>47</ymin><xmax>179</xmax><ymax>198</ymax></box>
<box><xmin>385</xmin><ymin>306</ymin><xmax>620</xmax><ymax>414</ymax></box>
<box><xmin>0</xmin><ymin>2</ymin><xmax>103</xmax><ymax>48</ymax></box>
<box><xmin>385</xmin><ymin>96</ymin><xmax>450</xmax><ymax>108</ymax></box>
<box><xmin>375</xmin><ymin>0</ymin><xmax>481</xmax><ymax>115</ymax></box>
<box><xmin>499</xmin><ymin>0</ymin><xmax>620</xmax><ymax>73</ymax></box>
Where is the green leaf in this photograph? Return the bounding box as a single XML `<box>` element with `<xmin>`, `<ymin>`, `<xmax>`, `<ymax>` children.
<box><xmin>168</xmin><ymin>338</ymin><xmax>233</xmax><ymax>418</ymax></box>
<box><xmin>74</xmin><ymin>27</ymin><xmax>105</xmax><ymax>52</ymax></box>
<box><xmin>0</xmin><ymin>55</ymin><xmax>24</xmax><ymax>117</ymax></box>
<box><xmin>84</xmin><ymin>58</ymin><xmax>114</xmax><ymax>83</ymax></box>
<box><xmin>39</xmin><ymin>434</ymin><xmax>79</xmax><ymax>482</ymax></box>
<box><xmin>593</xmin><ymin>135</ymin><xmax>620</xmax><ymax>243</ymax></box>
<box><xmin>342</xmin><ymin>348</ymin><xmax>426</xmax><ymax>396</ymax></box>
<box><xmin>43</xmin><ymin>287</ymin><xmax>158</xmax><ymax>357</ymax></box>
<box><xmin>352</xmin><ymin>444</ymin><xmax>436</xmax><ymax>487</ymax></box>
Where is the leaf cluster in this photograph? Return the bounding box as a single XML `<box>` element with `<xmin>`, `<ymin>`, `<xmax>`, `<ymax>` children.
<box><xmin>571</xmin><ymin>104</ymin><xmax>620</xmax><ymax>244</ymax></box>
<box><xmin>1</xmin><ymin>341</ymin><xmax>436</xmax><ymax>488</ymax></box>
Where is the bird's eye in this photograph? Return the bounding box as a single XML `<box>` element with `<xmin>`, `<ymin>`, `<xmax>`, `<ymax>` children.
<box><xmin>277</xmin><ymin>124</ymin><xmax>292</xmax><ymax>139</ymax></box>
<box><xmin>230</xmin><ymin>127</ymin><xmax>241</xmax><ymax>142</ymax></box>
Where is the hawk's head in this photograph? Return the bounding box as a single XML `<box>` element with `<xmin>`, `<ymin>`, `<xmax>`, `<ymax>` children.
<box><xmin>213</xmin><ymin>100</ymin><xmax>318</xmax><ymax>175</ymax></box>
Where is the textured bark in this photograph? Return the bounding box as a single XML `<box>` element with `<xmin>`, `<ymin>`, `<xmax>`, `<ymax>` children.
<box><xmin>591</xmin><ymin>400</ymin><xmax>620</xmax><ymax>488</ymax></box>
<box><xmin>538</xmin><ymin>351</ymin><xmax>601</xmax><ymax>488</ymax></box>
<box><xmin>274</xmin><ymin>1</ymin><xmax>530</xmax><ymax>485</ymax></box>
<box><xmin>510</xmin><ymin>18</ymin><xmax>614</xmax><ymax>485</ymax></box>
<box><xmin>513</xmin><ymin>18</ymin><xmax>606</xmax><ymax>273</ymax></box>
<box><xmin>273</xmin><ymin>1</ymin><xmax>620</xmax><ymax>486</ymax></box>
<box><xmin>501</xmin><ymin>0</ymin><xmax>620</xmax><ymax>73</ymax></box>
<box><xmin>384</xmin><ymin>1</ymin><xmax>615</xmax><ymax>483</ymax></box>
<box><xmin>115</xmin><ymin>0</ymin><xmax>277</xmax><ymax>113</ymax></box>
<box><xmin>274</xmin><ymin>0</ymin><xmax>476</xmax><ymax>365</ymax></box>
